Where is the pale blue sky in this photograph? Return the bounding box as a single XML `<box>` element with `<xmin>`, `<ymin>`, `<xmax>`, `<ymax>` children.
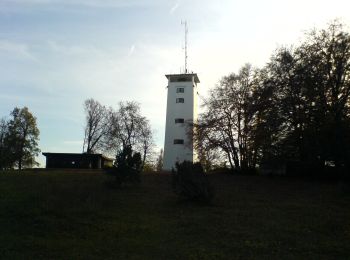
<box><xmin>0</xmin><ymin>0</ymin><xmax>349</xmax><ymax>166</ymax></box>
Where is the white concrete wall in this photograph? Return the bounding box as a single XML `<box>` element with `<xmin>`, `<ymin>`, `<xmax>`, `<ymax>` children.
<box><xmin>163</xmin><ymin>74</ymin><xmax>198</xmax><ymax>171</ymax></box>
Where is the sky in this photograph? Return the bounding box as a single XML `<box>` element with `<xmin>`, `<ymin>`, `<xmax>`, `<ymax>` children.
<box><xmin>0</xmin><ymin>0</ymin><xmax>349</xmax><ymax>167</ymax></box>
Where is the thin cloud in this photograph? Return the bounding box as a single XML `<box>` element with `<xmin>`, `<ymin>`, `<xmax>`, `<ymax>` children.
<box><xmin>169</xmin><ymin>2</ymin><xmax>179</xmax><ymax>14</ymax></box>
<box><xmin>0</xmin><ymin>0</ymin><xmax>163</xmax><ymax>8</ymax></box>
<box><xmin>0</xmin><ymin>40</ymin><xmax>36</xmax><ymax>60</ymax></box>
<box><xmin>47</xmin><ymin>40</ymin><xmax>105</xmax><ymax>56</ymax></box>
<box><xmin>127</xmin><ymin>44</ymin><xmax>136</xmax><ymax>57</ymax></box>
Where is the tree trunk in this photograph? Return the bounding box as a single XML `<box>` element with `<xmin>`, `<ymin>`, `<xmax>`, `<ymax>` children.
<box><xmin>141</xmin><ymin>147</ymin><xmax>147</xmax><ymax>171</ymax></box>
<box><xmin>18</xmin><ymin>154</ymin><xmax>22</xmax><ymax>170</ymax></box>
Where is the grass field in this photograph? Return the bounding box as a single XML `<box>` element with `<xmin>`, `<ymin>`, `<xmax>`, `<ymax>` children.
<box><xmin>0</xmin><ymin>170</ymin><xmax>349</xmax><ymax>259</ymax></box>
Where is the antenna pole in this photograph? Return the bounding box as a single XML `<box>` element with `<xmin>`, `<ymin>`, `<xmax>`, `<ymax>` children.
<box><xmin>181</xmin><ymin>20</ymin><xmax>188</xmax><ymax>74</ymax></box>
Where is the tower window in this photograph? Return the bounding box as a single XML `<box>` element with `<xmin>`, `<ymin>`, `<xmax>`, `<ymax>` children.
<box><xmin>176</xmin><ymin>87</ymin><xmax>185</xmax><ymax>93</ymax></box>
<box><xmin>176</xmin><ymin>98</ymin><xmax>184</xmax><ymax>103</ymax></box>
<box><xmin>174</xmin><ymin>139</ymin><xmax>184</xmax><ymax>144</ymax></box>
<box><xmin>175</xmin><ymin>118</ymin><xmax>184</xmax><ymax>123</ymax></box>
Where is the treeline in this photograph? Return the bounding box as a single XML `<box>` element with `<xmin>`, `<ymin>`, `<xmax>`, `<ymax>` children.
<box><xmin>195</xmin><ymin>22</ymin><xmax>350</xmax><ymax>174</ymax></box>
<box><xmin>0</xmin><ymin>107</ymin><xmax>40</xmax><ymax>170</ymax></box>
<box><xmin>0</xmin><ymin>100</ymin><xmax>154</xmax><ymax>171</ymax></box>
<box><xmin>82</xmin><ymin>99</ymin><xmax>154</xmax><ymax>170</ymax></box>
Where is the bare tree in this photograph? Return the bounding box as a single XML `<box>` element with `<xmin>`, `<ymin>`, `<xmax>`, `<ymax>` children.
<box><xmin>193</xmin><ymin>126</ymin><xmax>224</xmax><ymax>171</ymax></box>
<box><xmin>107</xmin><ymin>101</ymin><xmax>154</xmax><ymax>170</ymax></box>
<box><xmin>156</xmin><ymin>148</ymin><xmax>163</xmax><ymax>172</ymax></box>
<box><xmin>83</xmin><ymin>99</ymin><xmax>109</xmax><ymax>154</ymax></box>
<box><xmin>138</xmin><ymin>118</ymin><xmax>154</xmax><ymax>170</ymax></box>
<box><xmin>194</xmin><ymin>64</ymin><xmax>261</xmax><ymax>170</ymax></box>
<box><xmin>117</xmin><ymin>101</ymin><xmax>142</xmax><ymax>149</ymax></box>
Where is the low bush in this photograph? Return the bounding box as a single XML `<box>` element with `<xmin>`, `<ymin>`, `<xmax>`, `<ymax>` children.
<box><xmin>106</xmin><ymin>146</ymin><xmax>141</xmax><ymax>187</ymax></box>
<box><xmin>172</xmin><ymin>161</ymin><xmax>214</xmax><ymax>204</ymax></box>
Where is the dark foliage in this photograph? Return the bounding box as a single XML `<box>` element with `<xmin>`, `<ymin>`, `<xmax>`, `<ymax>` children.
<box><xmin>107</xmin><ymin>146</ymin><xmax>141</xmax><ymax>187</ymax></box>
<box><xmin>0</xmin><ymin>107</ymin><xmax>40</xmax><ymax>170</ymax></box>
<box><xmin>194</xmin><ymin>21</ymin><xmax>350</xmax><ymax>177</ymax></box>
<box><xmin>172</xmin><ymin>161</ymin><xmax>214</xmax><ymax>204</ymax></box>
<box><xmin>83</xmin><ymin>100</ymin><xmax>153</xmax><ymax>171</ymax></box>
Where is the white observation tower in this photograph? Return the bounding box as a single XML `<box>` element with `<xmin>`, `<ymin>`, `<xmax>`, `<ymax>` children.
<box><xmin>163</xmin><ymin>21</ymin><xmax>200</xmax><ymax>171</ymax></box>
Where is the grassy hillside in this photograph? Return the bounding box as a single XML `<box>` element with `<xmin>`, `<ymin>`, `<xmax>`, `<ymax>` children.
<box><xmin>0</xmin><ymin>170</ymin><xmax>349</xmax><ymax>259</ymax></box>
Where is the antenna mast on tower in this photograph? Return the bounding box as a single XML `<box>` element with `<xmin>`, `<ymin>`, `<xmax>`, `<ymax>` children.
<box><xmin>181</xmin><ymin>20</ymin><xmax>188</xmax><ymax>74</ymax></box>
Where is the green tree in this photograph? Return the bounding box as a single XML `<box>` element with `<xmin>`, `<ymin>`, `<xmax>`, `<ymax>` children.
<box><xmin>194</xmin><ymin>20</ymin><xmax>350</xmax><ymax>175</ymax></box>
<box><xmin>256</xmin><ymin>21</ymin><xmax>350</xmax><ymax>174</ymax></box>
<box><xmin>300</xmin><ymin>22</ymin><xmax>350</xmax><ymax>169</ymax></box>
<box><xmin>0</xmin><ymin>118</ymin><xmax>10</xmax><ymax>170</ymax></box>
<box><xmin>172</xmin><ymin>161</ymin><xmax>214</xmax><ymax>203</ymax></box>
<box><xmin>6</xmin><ymin>107</ymin><xmax>40</xmax><ymax>170</ymax></box>
<box><xmin>266</xmin><ymin>22</ymin><xmax>350</xmax><ymax>170</ymax></box>
<box><xmin>113</xmin><ymin>145</ymin><xmax>142</xmax><ymax>186</ymax></box>
<box><xmin>263</xmin><ymin>48</ymin><xmax>306</xmax><ymax>162</ymax></box>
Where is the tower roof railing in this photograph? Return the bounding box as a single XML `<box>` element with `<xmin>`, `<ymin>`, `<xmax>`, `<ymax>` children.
<box><xmin>165</xmin><ymin>73</ymin><xmax>200</xmax><ymax>83</ymax></box>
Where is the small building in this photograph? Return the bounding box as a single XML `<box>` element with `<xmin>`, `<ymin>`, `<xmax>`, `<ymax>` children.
<box><xmin>42</xmin><ymin>153</ymin><xmax>113</xmax><ymax>169</ymax></box>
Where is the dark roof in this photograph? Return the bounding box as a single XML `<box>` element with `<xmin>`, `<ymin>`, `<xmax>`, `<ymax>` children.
<box><xmin>42</xmin><ymin>153</ymin><xmax>113</xmax><ymax>161</ymax></box>
<box><xmin>165</xmin><ymin>73</ymin><xmax>200</xmax><ymax>83</ymax></box>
